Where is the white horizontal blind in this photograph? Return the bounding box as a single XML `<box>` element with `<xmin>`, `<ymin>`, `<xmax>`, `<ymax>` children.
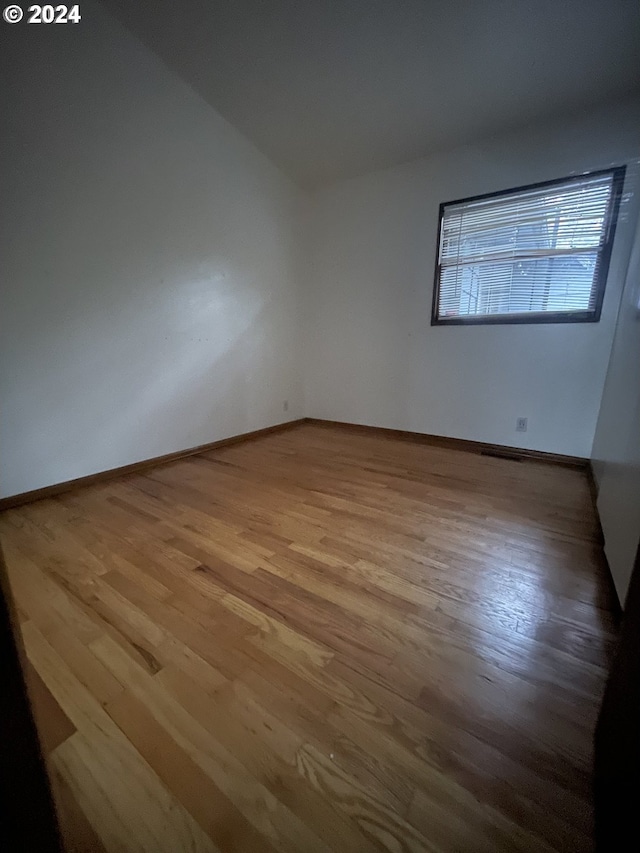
<box><xmin>435</xmin><ymin>172</ymin><xmax>618</xmax><ymax>322</ymax></box>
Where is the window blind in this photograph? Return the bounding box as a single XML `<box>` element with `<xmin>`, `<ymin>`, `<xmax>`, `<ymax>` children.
<box><xmin>432</xmin><ymin>168</ymin><xmax>625</xmax><ymax>325</ymax></box>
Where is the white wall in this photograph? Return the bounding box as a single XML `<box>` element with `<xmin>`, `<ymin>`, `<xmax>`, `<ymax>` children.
<box><xmin>0</xmin><ymin>0</ymin><xmax>303</xmax><ymax>499</ymax></box>
<box><xmin>2</xmin><ymin>6</ymin><xmax>639</xmax><ymax>502</ymax></box>
<box><xmin>591</xmin><ymin>216</ymin><xmax>640</xmax><ymax>605</ymax></box>
<box><xmin>304</xmin><ymin>101</ymin><xmax>640</xmax><ymax>458</ymax></box>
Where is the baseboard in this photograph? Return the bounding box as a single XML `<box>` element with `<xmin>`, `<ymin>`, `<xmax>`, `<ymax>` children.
<box><xmin>0</xmin><ymin>416</ymin><xmax>590</xmax><ymax>511</ymax></box>
<box><xmin>304</xmin><ymin>418</ymin><xmax>588</xmax><ymax>470</ymax></box>
<box><xmin>0</xmin><ymin>419</ymin><xmax>305</xmax><ymax>512</ymax></box>
<box><xmin>585</xmin><ymin>461</ymin><xmax>623</xmax><ymax>619</ymax></box>
<box><xmin>586</xmin><ymin>461</ymin><xmax>605</xmax><ymax>545</ymax></box>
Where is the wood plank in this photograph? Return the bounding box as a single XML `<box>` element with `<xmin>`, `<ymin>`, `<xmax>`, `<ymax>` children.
<box><xmin>24</xmin><ymin>661</ymin><xmax>76</xmax><ymax>754</ymax></box>
<box><xmin>22</xmin><ymin>621</ymin><xmax>217</xmax><ymax>852</ymax></box>
<box><xmin>93</xmin><ymin>634</ymin><xmax>338</xmax><ymax>853</ymax></box>
<box><xmin>48</xmin><ymin>763</ymin><xmax>109</xmax><ymax>853</ymax></box>
<box><xmin>0</xmin><ymin>422</ymin><xmax>617</xmax><ymax>852</ymax></box>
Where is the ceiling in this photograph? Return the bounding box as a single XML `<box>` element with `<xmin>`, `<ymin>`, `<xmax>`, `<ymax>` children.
<box><xmin>102</xmin><ymin>0</ymin><xmax>640</xmax><ymax>189</ymax></box>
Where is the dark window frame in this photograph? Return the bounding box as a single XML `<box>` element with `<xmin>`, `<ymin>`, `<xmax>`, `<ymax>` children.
<box><xmin>430</xmin><ymin>166</ymin><xmax>626</xmax><ymax>327</ymax></box>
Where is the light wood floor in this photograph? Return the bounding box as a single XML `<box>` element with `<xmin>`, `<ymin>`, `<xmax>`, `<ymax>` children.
<box><xmin>1</xmin><ymin>423</ymin><xmax>618</xmax><ymax>852</ymax></box>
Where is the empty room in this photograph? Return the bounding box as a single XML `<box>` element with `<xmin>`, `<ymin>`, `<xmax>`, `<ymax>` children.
<box><xmin>1</xmin><ymin>1</ymin><xmax>640</xmax><ymax>851</ymax></box>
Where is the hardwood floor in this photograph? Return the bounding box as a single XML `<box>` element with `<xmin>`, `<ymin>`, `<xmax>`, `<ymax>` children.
<box><xmin>0</xmin><ymin>422</ymin><xmax>618</xmax><ymax>852</ymax></box>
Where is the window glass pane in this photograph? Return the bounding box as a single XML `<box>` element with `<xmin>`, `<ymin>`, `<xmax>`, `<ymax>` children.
<box><xmin>434</xmin><ymin>169</ymin><xmax>623</xmax><ymax>324</ymax></box>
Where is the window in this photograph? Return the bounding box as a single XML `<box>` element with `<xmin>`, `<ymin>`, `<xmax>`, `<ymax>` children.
<box><xmin>431</xmin><ymin>167</ymin><xmax>625</xmax><ymax>326</ymax></box>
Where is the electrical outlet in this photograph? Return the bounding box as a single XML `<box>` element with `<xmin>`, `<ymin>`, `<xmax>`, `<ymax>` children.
<box><xmin>283</xmin><ymin>400</ymin><xmax>289</xmax><ymax>412</ymax></box>
<box><xmin>516</xmin><ymin>417</ymin><xmax>528</xmax><ymax>432</ymax></box>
